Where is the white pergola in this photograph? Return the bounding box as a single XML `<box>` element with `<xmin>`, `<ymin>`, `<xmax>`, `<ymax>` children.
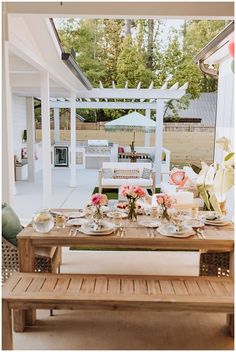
<box><xmin>49</xmin><ymin>80</ymin><xmax>188</xmax><ymax>189</ymax></box>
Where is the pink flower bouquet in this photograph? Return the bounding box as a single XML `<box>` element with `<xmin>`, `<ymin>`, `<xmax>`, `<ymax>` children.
<box><xmin>121</xmin><ymin>185</ymin><xmax>145</xmax><ymax>221</ymax></box>
<box><xmin>156</xmin><ymin>194</ymin><xmax>173</xmax><ymax>221</ymax></box>
<box><xmin>91</xmin><ymin>193</ymin><xmax>108</xmax><ymax>206</ymax></box>
<box><xmin>90</xmin><ymin>193</ymin><xmax>108</xmax><ymax>223</ymax></box>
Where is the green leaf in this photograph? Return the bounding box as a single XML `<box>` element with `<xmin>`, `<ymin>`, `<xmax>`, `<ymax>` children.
<box><xmin>213</xmin><ymin>165</ymin><xmax>234</xmax><ymax>202</ymax></box>
<box><xmin>198</xmin><ymin>185</ymin><xmax>211</xmax><ymax>210</ymax></box>
<box><xmin>208</xmin><ymin>189</ymin><xmax>222</xmax><ymax>214</ymax></box>
<box><xmin>224</xmin><ymin>152</ymin><xmax>234</xmax><ymax>167</ymax></box>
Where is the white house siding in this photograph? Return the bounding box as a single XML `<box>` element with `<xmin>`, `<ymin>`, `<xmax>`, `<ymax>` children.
<box><xmin>214</xmin><ymin>56</ymin><xmax>234</xmax><ymax>220</ymax></box>
<box><xmin>214</xmin><ymin>57</ymin><xmax>234</xmax><ymax>162</ymax></box>
<box><xmin>12</xmin><ymin>94</ymin><xmax>27</xmax><ymax>161</ymax></box>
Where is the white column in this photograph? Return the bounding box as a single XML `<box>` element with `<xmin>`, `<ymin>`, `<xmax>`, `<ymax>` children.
<box><xmin>144</xmin><ymin>109</ymin><xmax>151</xmax><ymax>147</ymax></box>
<box><xmin>40</xmin><ymin>71</ymin><xmax>52</xmax><ymax>208</ymax></box>
<box><xmin>154</xmin><ymin>100</ymin><xmax>165</xmax><ymax>187</ymax></box>
<box><xmin>70</xmin><ymin>92</ymin><xmax>77</xmax><ymax>187</ymax></box>
<box><xmin>2</xmin><ymin>41</ymin><xmax>16</xmax><ymax>204</ymax></box>
<box><xmin>26</xmin><ymin>97</ymin><xmax>35</xmax><ymax>181</ymax></box>
<box><xmin>54</xmin><ymin>108</ymin><xmax>60</xmax><ymax>143</ymax></box>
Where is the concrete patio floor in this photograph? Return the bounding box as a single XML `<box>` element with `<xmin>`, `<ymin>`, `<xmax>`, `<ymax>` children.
<box><xmin>13</xmin><ymin>168</ymin><xmax>97</xmax><ymax>223</ymax></box>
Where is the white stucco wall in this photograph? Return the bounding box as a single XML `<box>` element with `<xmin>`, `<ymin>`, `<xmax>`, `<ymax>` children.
<box><xmin>12</xmin><ymin>94</ymin><xmax>27</xmax><ymax>161</ymax></box>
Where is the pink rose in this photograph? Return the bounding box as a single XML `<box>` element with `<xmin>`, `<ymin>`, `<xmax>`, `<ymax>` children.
<box><xmin>100</xmin><ymin>194</ymin><xmax>108</xmax><ymax>206</ymax></box>
<box><xmin>157</xmin><ymin>196</ymin><xmax>164</xmax><ymax>204</ymax></box>
<box><xmin>91</xmin><ymin>193</ymin><xmax>102</xmax><ymax>205</ymax></box>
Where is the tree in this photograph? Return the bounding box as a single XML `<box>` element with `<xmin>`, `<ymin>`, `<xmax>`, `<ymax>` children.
<box><xmin>183</xmin><ymin>20</ymin><xmax>229</xmax><ymax>92</ymax></box>
<box><xmin>117</xmin><ymin>36</ymin><xmax>155</xmax><ymax>88</ymax></box>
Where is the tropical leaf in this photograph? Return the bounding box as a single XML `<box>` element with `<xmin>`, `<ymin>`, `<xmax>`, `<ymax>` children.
<box><xmin>198</xmin><ymin>185</ymin><xmax>211</xmax><ymax>210</ymax></box>
<box><xmin>196</xmin><ymin>161</ymin><xmax>209</xmax><ymax>185</ymax></box>
<box><xmin>213</xmin><ymin>165</ymin><xmax>234</xmax><ymax>203</ymax></box>
<box><xmin>208</xmin><ymin>188</ymin><xmax>222</xmax><ymax>214</ymax></box>
<box><xmin>224</xmin><ymin>152</ymin><xmax>234</xmax><ymax>167</ymax></box>
<box><xmin>215</xmin><ymin>137</ymin><xmax>231</xmax><ymax>152</ymax></box>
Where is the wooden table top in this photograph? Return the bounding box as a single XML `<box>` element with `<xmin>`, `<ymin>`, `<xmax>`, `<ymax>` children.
<box><xmin>17</xmin><ymin>215</ymin><xmax>234</xmax><ymax>252</ymax></box>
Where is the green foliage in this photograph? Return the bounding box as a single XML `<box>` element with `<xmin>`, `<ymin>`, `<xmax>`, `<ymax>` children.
<box><xmin>54</xmin><ymin>19</ymin><xmax>229</xmax><ymax>122</ymax></box>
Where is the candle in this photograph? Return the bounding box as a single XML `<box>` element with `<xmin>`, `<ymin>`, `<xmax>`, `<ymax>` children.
<box><xmin>133</xmin><ymin>131</ymin><xmax>135</xmax><ymax>143</ymax></box>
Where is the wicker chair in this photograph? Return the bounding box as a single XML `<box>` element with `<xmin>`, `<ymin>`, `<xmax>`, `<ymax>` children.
<box><xmin>2</xmin><ymin>237</ymin><xmax>61</xmax><ymax>284</ymax></box>
<box><xmin>200</xmin><ymin>251</ymin><xmax>230</xmax><ymax>277</ymax></box>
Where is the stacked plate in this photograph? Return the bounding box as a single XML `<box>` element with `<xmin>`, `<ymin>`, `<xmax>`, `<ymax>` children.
<box><xmin>204</xmin><ymin>218</ymin><xmax>231</xmax><ymax>226</ymax></box>
<box><xmin>158</xmin><ymin>224</ymin><xmax>195</xmax><ymax>238</ymax></box>
<box><xmin>80</xmin><ymin>221</ymin><xmax>115</xmax><ymax>236</ymax></box>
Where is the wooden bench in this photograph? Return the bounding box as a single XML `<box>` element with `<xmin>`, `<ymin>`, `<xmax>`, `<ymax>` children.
<box><xmin>2</xmin><ymin>272</ymin><xmax>234</xmax><ymax>350</ymax></box>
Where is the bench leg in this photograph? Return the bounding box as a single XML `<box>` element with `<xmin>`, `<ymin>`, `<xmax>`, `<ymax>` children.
<box><xmin>25</xmin><ymin>309</ymin><xmax>36</xmax><ymax>326</ymax></box>
<box><xmin>2</xmin><ymin>301</ymin><xmax>13</xmax><ymax>350</ymax></box>
<box><xmin>13</xmin><ymin>309</ymin><xmax>26</xmax><ymax>332</ymax></box>
<box><xmin>227</xmin><ymin>314</ymin><xmax>234</xmax><ymax>337</ymax></box>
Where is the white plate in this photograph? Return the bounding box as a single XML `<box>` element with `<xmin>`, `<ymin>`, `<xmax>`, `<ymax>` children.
<box><xmin>82</xmin><ymin>221</ymin><xmax>115</xmax><ymax>233</ymax></box>
<box><xmin>158</xmin><ymin>226</ymin><xmax>195</xmax><ymax>238</ymax></box>
<box><xmin>79</xmin><ymin>227</ymin><xmax>114</xmax><ymax>236</ymax></box>
<box><xmin>106</xmin><ymin>212</ymin><xmax>128</xmax><ymax>219</ymax></box>
<box><xmin>66</xmin><ymin>218</ymin><xmax>88</xmax><ymax>226</ymax></box>
<box><xmin>138</xmin><ymin>220</ymin><xmax>159</xmax><ymax>228</ymax></box>
<box><xmin>204</xmin><ymin>220</ymin><xmax>231</xmax><ymax>226</ymax></box>
<box><xmin>63</xmin><ymin>211</ymin><xmax>85</xmax><ymax>218</ymax></box>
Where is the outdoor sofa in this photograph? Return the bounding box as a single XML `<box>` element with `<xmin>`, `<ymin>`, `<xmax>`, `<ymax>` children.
<box><xmin>99</xmin><ymin>162</ymin><xmax>156</xmax><ymax>194</ymax></box>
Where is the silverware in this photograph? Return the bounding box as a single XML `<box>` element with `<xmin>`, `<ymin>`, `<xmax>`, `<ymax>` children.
<box><xmin>194</xmin><ymin>229</ymin><xmax>202</xmax><ymax>239</ymax></box>
<box><xmin>200</xmin><ymin>229</ymin><xmax>206</xmax><ymax>239</ymax></box>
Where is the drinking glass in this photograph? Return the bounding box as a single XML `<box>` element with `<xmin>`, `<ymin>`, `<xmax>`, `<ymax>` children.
<box><xmin>112</xmin><ymin>212</ymin><xmax>123</xmax><ymax>228</ymax></box>
<box><xmin>55</xmin><ymin>214</ymin><xmax>66</xmax><ymax>230</ymax></box>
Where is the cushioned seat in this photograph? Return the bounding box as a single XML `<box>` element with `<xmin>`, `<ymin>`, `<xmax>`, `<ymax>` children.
<box><xmin>102</xmin><ymin>178</ymin><xmax>153</xmax><ymax>186</ymax></box>
<box><xmin>99</xmin><ymin>162</ymin><xmax>156</xmax><ymax>194</ymax></box>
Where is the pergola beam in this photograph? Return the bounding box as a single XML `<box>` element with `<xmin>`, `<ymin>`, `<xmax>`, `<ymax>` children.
<box><xmin>75</xmin><ymin>87</ymin><xmax>187</xmax><ymax>99</ymax></box>
<box><xmin>50</xmin><ymin>101</ymin><xmax>161</xmax><ymax>109</ymax></box>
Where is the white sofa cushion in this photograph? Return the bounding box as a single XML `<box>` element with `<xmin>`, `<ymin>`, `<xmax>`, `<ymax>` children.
<box><xmin>102</xmin><ymin>162</ymin><xmax>152</xmax><ymax>173</ymax></box>
<box><xmin>102</xmin><ymin>178</ymin><xmax>153</xmax><ymax>187</ymax></box>
<box><xmin>88</xmin><ymin>140</ymin><xmax>108</xmax><ymax>146</ymax></box>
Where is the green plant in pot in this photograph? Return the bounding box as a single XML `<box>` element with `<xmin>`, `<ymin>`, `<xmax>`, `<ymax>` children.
<box><xmin>196</xmin><ymin>137</ymin><xmax>234</xmax><ymax>215</ymax></box>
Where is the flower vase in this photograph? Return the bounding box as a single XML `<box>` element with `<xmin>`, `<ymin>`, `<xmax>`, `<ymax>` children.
<box><xmin>93</xmin><ymin>205</ymin><xmax>103</xmax><ymax>227</ymax></box>
<box><xmin>128</xmin><ymin>198</ymin><xmax>137</xmax><ymax>222</ymax></box>
<box><xmin>220</xmin><ymin>201</ymin><xmax>227</xmax><ymax>216</ymax></box>
<box><xmin>160</xmin><ymin>207</ymin><xmax>171</xmax><ymax>224</ymax></box>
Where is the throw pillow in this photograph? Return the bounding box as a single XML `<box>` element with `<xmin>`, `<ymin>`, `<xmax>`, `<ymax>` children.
<box><xmin>113</xmin><ymin>169</ymin><xmax>139</xmax><ymax>179</ymax></box>
<box><xmin>118</xmin><ymin>146</ymin><xmax>124</xmax><ymax>153</ymax></box>
<box><xmin>2</xmin><ymin>203</ymin><xmax>22</xmax><ymax>246</ymax></box>
<box><xmin>141</xmin><ymin>168</ymin><xmax>152</xmax><ymax>179</ymax></box>
<box><xmin>103</xmin><ymin>168</ymin><xmax>113</xmax><ymax>179</ymax></box>
<box><xmin>169</xmin><ymin>168</ymin><xmax>188</xmax><ymax>186</ymax></box>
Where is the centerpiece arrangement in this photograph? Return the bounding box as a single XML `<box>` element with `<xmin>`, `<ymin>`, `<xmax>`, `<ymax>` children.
<box><xmin>196</xmin><ymin>137</ymin><xmax>234</xmax><ymax>215</ymax></box>
<box><xmin>90</xmin><ymin>193</ymin><xmax>108</xmax><ymax>228</ymax></box>
<box><xmin>156</xmin><ymin>194</ymin><xmax>173</xmax><ymax>223</ymax></box>
<box><xmin>120</xmin><ymin>185</ymin><xmax>146</xmax><ymax>221</ymax></box>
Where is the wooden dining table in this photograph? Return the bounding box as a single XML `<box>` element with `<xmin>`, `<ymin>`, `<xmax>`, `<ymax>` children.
<box><xmin>17</xmin><ymin>214</ymin><xmax>234</xmax><ymax>274</ymax></box>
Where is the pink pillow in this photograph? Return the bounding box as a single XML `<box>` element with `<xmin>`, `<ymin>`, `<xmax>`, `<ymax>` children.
<box><xmin>169</xmin><ymin>169</ymin><xmax>186</xmax><ymax>186</ymax></box>
<box><xmin>118</xmin><ymin>146</ymin><xmax>124</xmax><ymax>153</ymax></box>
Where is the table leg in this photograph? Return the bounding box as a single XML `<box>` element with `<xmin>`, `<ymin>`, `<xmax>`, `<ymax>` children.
<box><xmin>2</xmin><ymin>301</ymin><xmax>13</xmax><ymax>350</ymax></box>
<box><xmin>226</xmin><ymin>250</ymin><xmax>234</xmax><ymax>336</ymax></box>
<box><xmin>16</xmin><ymin>238</ymin><xmax>36</xmax><ymax>328</ymax></box>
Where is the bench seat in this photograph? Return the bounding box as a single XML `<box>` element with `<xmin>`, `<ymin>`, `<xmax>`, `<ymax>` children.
<box><xmin>2</xmin><ymin>272</ymin><xmax>234</xmax><ymax>349</ymax></box>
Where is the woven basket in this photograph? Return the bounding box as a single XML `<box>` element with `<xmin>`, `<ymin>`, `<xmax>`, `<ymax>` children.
<box><xmin>2</xmin><ymin>238</ymin><xmax>60</xmax><ymax>283</ymax></box>
<box><xmin>200</xmin><ymin>251</ymin><xmax>230</xmax><ymax>277</ymax></box>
